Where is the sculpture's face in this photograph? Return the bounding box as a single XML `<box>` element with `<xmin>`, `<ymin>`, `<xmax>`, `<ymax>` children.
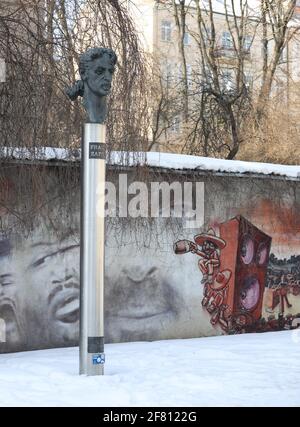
<box><xmin>85</xmin><ymin>54</ymin><xmax>115</xmax><ymax>97</ymax></box>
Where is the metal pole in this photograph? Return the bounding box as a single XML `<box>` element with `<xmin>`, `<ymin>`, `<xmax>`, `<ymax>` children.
<box><xmin>80</xmin><ymin>123</ymin><xmax>106</xmax><ymax>375</ymax></box>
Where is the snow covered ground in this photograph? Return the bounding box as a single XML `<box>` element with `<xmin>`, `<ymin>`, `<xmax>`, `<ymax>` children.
<box><xmin>0</xmin><ymin>330</ymin><xmax>299</xmax><ymax>407</ymax></box>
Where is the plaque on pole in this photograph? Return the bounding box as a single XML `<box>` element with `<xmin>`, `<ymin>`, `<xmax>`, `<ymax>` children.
<box><xmin>66</xmin><ymin>47</ymin><xmax>117</xmax><ymax>375</ymax></box>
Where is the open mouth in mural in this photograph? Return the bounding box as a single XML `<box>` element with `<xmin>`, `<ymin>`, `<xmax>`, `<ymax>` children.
<box><xmin>0</xmin><ymin>298</ymin><xmax>22</xmax><ymax>344</ymax></box>
<box><xmin>48</xmin><ymin>283</ymin><xmax>79</xmax><ymax>324</ymax></box>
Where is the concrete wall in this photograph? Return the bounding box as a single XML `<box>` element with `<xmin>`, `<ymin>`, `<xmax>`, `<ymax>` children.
<box><xmin>1</xmin><ymin>163</ymin><xmax>300</xmax><ymax>353</ymax></box>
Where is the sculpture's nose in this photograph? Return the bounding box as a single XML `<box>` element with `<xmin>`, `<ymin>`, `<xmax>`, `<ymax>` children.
<box><xmin>104</xmin><ymin>70</ymin><xmax>112</xmax><ymax>81</ymax></box>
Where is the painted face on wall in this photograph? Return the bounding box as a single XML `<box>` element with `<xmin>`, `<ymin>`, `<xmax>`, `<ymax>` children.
<box><xmin>24</xmin><ymin>232</ymin><xmax>80</xmax><ymax>347</ymax></box>
<box><xmin>85</xmin><ymin>54</ymin><xmax>115</xmax><ymax>97</ymax></box>
<box><xmin>104</xmin><ymin>221</ymin><xmax>209</xmax><ymax>343</ymax></box>
<box><xmin>0</xmin><ymin>239</ymin><xmax>25</xmax><ymax>349</ymax></box>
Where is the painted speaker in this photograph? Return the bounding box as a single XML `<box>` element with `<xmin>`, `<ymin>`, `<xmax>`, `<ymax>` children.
<box><xmin>219</xmin><ymin>215</ymin><xmax>272</xmax><ymax>326</ymax></box>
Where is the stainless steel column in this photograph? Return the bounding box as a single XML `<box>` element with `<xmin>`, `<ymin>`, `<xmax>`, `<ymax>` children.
<box><xmin>80</xmin><ymin>123</ymin><xmax>106</xmax><ymax>375</ymax></box>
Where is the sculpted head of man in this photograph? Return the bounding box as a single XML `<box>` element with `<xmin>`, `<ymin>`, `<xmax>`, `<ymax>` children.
<box><xmin>66</xmin><ymin>47</ymin><xmax>117</xmax><ymax>123</ymax></box>
<box><xmin>79</xmin><ymin>48</ymin><xmax>117</xmax><ymax>98</ymax></box>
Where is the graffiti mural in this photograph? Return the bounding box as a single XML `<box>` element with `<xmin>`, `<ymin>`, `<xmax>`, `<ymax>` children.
<box><xmin>174</xmin><ymin>229</ymin><xmax>232</xmax><ymax>329</ymax></box>
<box><xmin>174</xmin><ymin>215</ymin><xmax>300</xmax><ymax>335</ymax></box>
<box><xmin>0</xmin><ymin>232</ymin><xmax>80</xmax><ymax>352</ymax></box>
<box><xmin>0</xmin><ymin>220</ymin><xmax>208</xmax><ymax>352</ymax></box>
<box><xmin>1</xmin><ymin>167</ymin><xmax>300</xmax><ymax>353</ymax></box>
<box><xmin>104</xmin><ymin>221</ymin><xmax>206</xmax><ymax>343</ymax></box>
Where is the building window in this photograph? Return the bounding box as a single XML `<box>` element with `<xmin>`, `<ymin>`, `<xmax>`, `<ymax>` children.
<box><xmin>243</xmin><ymin>35</ymin><xmax>252</xmax><ymax>52</ymax></box>
<box><xmin>177</xmin><ymin>64</ymin><xmax>192</xmax><ymax>87</ymax></box>
<box><xmin>222</xmin><ymin>31</ymin><xmax>233</xmax><ymax>49</ymax></box>
<box><xmin>261</xmin><ymin>42</ymin><xmax>268</xmax><ymax>59</ymax></box>
<box><xmin>170</xmin><ymin>116</ymin><xmax>180</xmax><ymax>133</ymax></box>
<box><xmin>244</xmin><ymin>72</ymin><xmax>252</xmax><ymax>89</ymax></box>
<box><xmin>161</xmin><ymin>20</ymin><xmax>171</xmax><ymax>42</ymax></box>
<box><xmin>183</xmin><ymin>32</ymin><xmax>190</xmax><ymax>45</ymax></box>
<box><xmin>186</xmin><ymin>64</ymin><xmax>192</xmax><ymax>87</ymax></box>
<box><xmin>279</xmin><ymin>47</ymin><xmax>287</xmax><ymax>63</ymax></box>
<box><xmin>162</xmin><ymin>62</ymin><xmax>173</xmax><ymax>86</ymax></box>
<box><xmin>202</xmin><ymin>66</ymin><xmax>213</xmax><ymax>88</ymax></box>
<box><xmin>204</xmin><ymin>27</ymin><xmax>212</xmax><ymax>45</ymax></box>
<box><xmin>177</xmin><ymin>63</ymin><xmax>182</xmax><ymax>82</ymax></box>
<box><xmin>222</xmin><ymin>69</ymin><xmax>234</xmax><ymax>90</ymax></box>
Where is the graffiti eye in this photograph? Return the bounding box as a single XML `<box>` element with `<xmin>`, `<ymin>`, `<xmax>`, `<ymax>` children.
<box><xmin>31</xmin><ymin>257</ymin><xmax>46</xmax><ymax>268</ymax></box>
<box><xmin>31</xmin><ymin>254</ymin><xmax>53</xmax><ymax>268</ymax></box>
<box><xmin>148</xmin><ymin>267</ymin><xmax>157</xmax><ymax>276</ymax></box>
<box><xmin>0</xmin><ymin>275</ymin><xmax>13</xmax><ymax>286</ymax></box>
<box><xmin>2</xmin><ymin>281</ymin><xmax>13</xmax><ymax>286</ymax></box>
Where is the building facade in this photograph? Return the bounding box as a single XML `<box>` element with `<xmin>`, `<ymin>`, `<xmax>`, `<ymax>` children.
<box><xmin>129</xmin><ymin>0</ymin><xmax>300</xmax><ymax>152</ymax></box>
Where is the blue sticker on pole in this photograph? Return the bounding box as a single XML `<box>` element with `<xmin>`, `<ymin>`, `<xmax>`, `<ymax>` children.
<box><xmin>92</xmin><ymin>353</ymin><xmax>105</xmax><ymax>365</ymax></box>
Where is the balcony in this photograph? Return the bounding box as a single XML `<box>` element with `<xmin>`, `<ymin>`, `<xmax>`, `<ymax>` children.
<box><xmin>213</xmin><ymin>46</ymin><xmax>251</xmax><ymax>60</ymax></box>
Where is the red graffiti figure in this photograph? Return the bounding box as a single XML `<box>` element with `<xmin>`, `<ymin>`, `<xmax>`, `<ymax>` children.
<box><xmin>174</xmin><ymin>228</ymin><xmax>231</xmax><ymax>330</ymax></box>
<box><xmin>192</xmin><ymin>228</ymin><xmax>226</xmax><ymax>284</ymax></box>
<box><xmin>201</xmin><ymin>270</ymin><xmax>232</xmax><ymax>329</ymax></box>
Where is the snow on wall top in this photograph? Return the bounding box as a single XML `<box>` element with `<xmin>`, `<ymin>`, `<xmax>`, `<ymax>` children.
<box><xmin>2</xmin><ymin>146</ymin><xmax>300</xmax><ymax>180</ymax></box>
<box><xmin>142</xmin><ymin>152</ymin><xmax>300</xmax><ymax>179</ymax></box>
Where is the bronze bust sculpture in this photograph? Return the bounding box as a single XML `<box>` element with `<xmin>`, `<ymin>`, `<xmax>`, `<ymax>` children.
<box><xmin>66</xmin><ymin>47</ymin><xmax>117</xmax><ymax>123</ymax></box>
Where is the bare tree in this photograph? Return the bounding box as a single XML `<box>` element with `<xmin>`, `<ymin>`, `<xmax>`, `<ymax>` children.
<box><xmin>147</xmin><ymin>57</ymin><xmax>184</xmax><ymax>151</ymax></box>
<box><xmin>257</xmin><ymin>0</ymin><xmax>297</xmax><ymax>117</ymax></box>
<box><xmin>163</xmin><ymin>0</ymin><xmax>256</xmax><ymax>159</ymax></box>
<box><xmin>172</xmin><ymin>0</ymin><xmax>189</xmax><ymax>119</ymax></box>
<box><xmin>153</xmin><ymin>0</ymin><xmax>298</xmax><ymax>159</ymax></box>
<box><xmin>0</xmin><ymin>0</ymin><xmax>150</xmax><ymax>233</ymax></box>
<box><xmin>0</xmin><ymin>0</ymin><xmax>150</xmax><ymax>154</ymax></box>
